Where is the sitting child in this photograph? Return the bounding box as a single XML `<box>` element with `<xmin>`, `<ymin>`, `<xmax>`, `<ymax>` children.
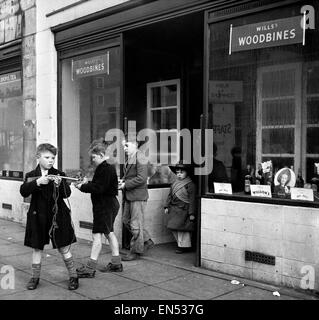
<box><xmin>164</xmin><ymin>162</ymin><xmax>196</xmax><ymax>253</ymax></box>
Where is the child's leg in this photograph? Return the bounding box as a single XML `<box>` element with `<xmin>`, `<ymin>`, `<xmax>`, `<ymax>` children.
<box><xmin>59</xmin><ymin>246</ymin><xmax>77</xmax><ymax>278</ymax></box>
<box><xmin>106</xmin><ymin>232</ymin><xmax>119</xmax><ymax>256</ymax></box>
<box><xmin>27</xmin><ymin>249</ymin><xmax>42</xmax><ymax>290</ymax></box>
<box><xmin>76</xmin><ymin>233</ymin><xmax>102</xmax><ymax>278</ymax></box>
<box><xmin>100</xmin><ymin>232</ymin><xmax>122</xmax><ymax>272</ymax></box>
<box><xmin>59</xmin><ymin>246</ymin><xmax>79</xmax><ymax>290</ymax></box>
<box><xmin>90</xmin><ymin>233</ymin><xmax>103</xmax><ymax>260</ymax></box>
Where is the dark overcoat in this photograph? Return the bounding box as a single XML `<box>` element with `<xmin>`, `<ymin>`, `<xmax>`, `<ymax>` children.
<box><xmin>80</xmin><ymin>161</ymin><xmax>120</xmax><ymax>234</ymax></box>
<box><xmin>20</xmin><ymin>165</ymin><xmax>76</xmax><ymax>250</ymax></box>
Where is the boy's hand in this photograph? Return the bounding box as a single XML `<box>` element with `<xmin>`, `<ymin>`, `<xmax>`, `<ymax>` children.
<box><xmin>36</xmin><ymin>176</ymin><xmax>50</xmax><ymax>186</ymax></box>
<box><xmin>189</xmin><ymin>215</ymin><xmax>195</xmax><ymax>221</ymax></box>
<box><xmin>119</xmin><ymin>182</ymin><xmax>125</xmax><ymax>190</ymax></box>
<box><xmin>164</xmin><ymin>208</ymin><xmax>169</xmax><ymax>214</ymax></box>
<box><xmin>50</xmin><ymin>175</ymin><xmax>62</xmax><ymax>186</ymax></box>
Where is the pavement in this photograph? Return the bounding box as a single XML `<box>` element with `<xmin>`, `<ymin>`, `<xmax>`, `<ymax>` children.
<box><xmin>0</xmin><ymin>218</ymin><xmax>318</xmax><ymax>301</ymax></box>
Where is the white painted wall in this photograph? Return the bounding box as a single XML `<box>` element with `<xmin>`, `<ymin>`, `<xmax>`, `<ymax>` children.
<box><xmin>201</xmin><ymin>198</ymin><xmax>319</xmax><ymax>290</ymax></box>
<box><xmin>0</xmin><ymin>180</ymin><xmax>23</xmax><ymax>223</ymax></box>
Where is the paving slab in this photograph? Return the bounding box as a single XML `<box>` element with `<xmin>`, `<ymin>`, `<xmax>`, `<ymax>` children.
<box><xmin>74</xmin><ymin>272</ymin><xmax>147</xmax><ymax>300</ymax></box>
<box><xmin>213</xmin><ymin>286</ymin><xmax>298</xmax><ymax>300</ymax></box>
<box><xmin>104</xmin><ymin>285</ymin><xmax>193</xmax><ymax>300</ymax></box>
<box><xmin>1</xmin><ymin>279</ymin><xmax>88</xmax><ymax>300</ymax></box>
<box><xmin>0</xmin><ymin>243</ymin><xmax>32</xmax><ymax>257</ymax></box>
<box><xmin>1</xmin><ymin>252</ymin><xmax>66</xmax><ymax>271</ymax></box>
<box><xmin>0</xmin><ymin>269</ymin><xmax>35</xmax><ymax>297</ymax></box>
<box><xmin>155</xmin><ymin>272</ymin><xmax>242</xmax><ymax>300</ymax></box>
<box><xmin>120</xmin><ymin>260</ymin><xmax>191</xmax><ymax>285</ymax></box>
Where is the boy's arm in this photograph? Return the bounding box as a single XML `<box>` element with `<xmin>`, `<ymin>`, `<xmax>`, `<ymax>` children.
<box><xmin>124</xmin><ymin>154</ymin><xmax>148</xmax><ymax>190</ymax></box>
<box><xmin>20</xmin><ymin>173</ymin><xmax>41</xmax><ymax>198</ymax></box>
<box><xmin>80</xmin><ymin>166</ymin><xmax>112</xmax><ymax>194</ymax></box>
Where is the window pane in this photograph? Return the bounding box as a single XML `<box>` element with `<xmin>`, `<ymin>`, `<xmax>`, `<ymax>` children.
<box><xmin>262</xmin><ymin>100</ymin><xmax>295</xmax><ymax>126</ymax></box>
<box><xmin>307</xmin><ymin>66</ymin><xmax>319</xmax><ymax>95</ymax></box>
<box><xmin>163</xmin><ymin>85</ymin><xmax>177</xmax><ymax>106</ymax></box>
<box><xmin>151</xmin><ymin>109</ymin><xmax>177</xmax><ymax>130</ymax></box>
<box><xmin>0</xmin><ymin>71</ymin><xmax>23</xmax><ymax>176</ymax></box>
<box><xmin>307</xmin><ymin>98</ymin><xmax>319</xmax><ymax>124</ymax></box>
<box><xmin>207</xmin><ymin>1</ymin><xmax>319</xmax><ymax>200</ymax></box>
<box><xmin>307</xmin><ymin>128</ymin><xmax>319</xmax><ymax>154</ymax></box>
<box><xmin>61</xmin><ymin>48</ymin><xmax>121</xmax><ymax>177</ymax></box>
<box><xmin>262</xmin><ymin>129</ymin><xmax>294</xmax><ymax>154</ymax></box>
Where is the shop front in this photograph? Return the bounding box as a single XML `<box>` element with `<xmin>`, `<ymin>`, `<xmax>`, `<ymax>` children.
<box><xmin>202</xmin><ymin>0</ymin><xmax>319</xmax><ymax>290</ymax></box>
<box><xmin>49</xmin><ymin>0</ymin><xmax>319</xmax><ymax>290</ymax></box>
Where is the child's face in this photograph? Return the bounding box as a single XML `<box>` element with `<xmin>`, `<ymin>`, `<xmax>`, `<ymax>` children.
<box><xmin>91</xmin><ymin>153</ymin><xmax>104</xmax><ymax>166</ymax></box>
<box><xmin>176</xmin><ymin>169</ymin><xmax>187</xmax><ymax>180</ymax></box>
<box><xmin>37</xmin><ymin>151</ymin><xmax>55</xmax><ymax>170</ymax></box>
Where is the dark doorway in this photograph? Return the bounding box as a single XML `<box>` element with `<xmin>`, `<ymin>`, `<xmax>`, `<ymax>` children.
<box><xmin>122</xmin><ymin>12</ymin><xmax>204</xmax><ymax>267</ymax></box>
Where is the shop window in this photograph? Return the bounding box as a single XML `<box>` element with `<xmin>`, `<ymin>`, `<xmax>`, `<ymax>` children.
<box><xmin>0</xmin><ymin>71</ymin><xmax>23</xmax><ymax>179</ymax></box>
<box><xmin>206</xmin><ymin>2</ymin><xmax>319</xmax><ymax>204</ymax></box>
<box><xmin>61</xmin><ymin>48</ymin><xmax>121</xmax><ymax>178</ymax></box>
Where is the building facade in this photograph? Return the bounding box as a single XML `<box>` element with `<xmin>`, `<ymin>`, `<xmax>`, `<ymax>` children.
<box><xmin>0</xmin><ymin>0</ymin><xmax>318</xmax><ymax>291</ymax></box>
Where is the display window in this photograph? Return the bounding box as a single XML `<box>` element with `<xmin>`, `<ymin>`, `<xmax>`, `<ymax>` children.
<box><xmin>206</xmin><ymin>1</ymin><xmax>319</xmax><ymax>204</ymax></box>
<box><xmin>0</xmin><ymin>70</ymin><xmax>23</xmax><ymax>179</ymax></box>
<box><xmin>60</xmin><ymin>46</ymin><xmax>121</xmax><ymax>178</ymax></box>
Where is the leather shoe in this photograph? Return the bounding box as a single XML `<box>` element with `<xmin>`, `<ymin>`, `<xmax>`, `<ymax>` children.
<box><xmin>68</xmin><ymin>277</ymin><xmax>79</xmax><ymax>290</ymax></box>
<box><xmin>76</xmin><ymin>265</ymin><xmax>95</xmax><ymax>278</ymax></box>
<box><xmin>100</xmin><ymin>262</ymin><xmax>123</xmax><ymax>273</ymax></box>
<box><xmin>27</xmin><ymin>277</ymin><xmax>39</xmax><ymax>290</ymax></box>
<box><xmin>122</xmin><ymin>253</ymin><xmax>140</xmax><ymax>261</ymax></box>
<box><xmin>144</xmin><ymin>239</ymin><xmax>155</xmax><ymax>250</ymax></box>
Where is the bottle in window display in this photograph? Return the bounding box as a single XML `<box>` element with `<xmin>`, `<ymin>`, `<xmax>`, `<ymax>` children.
<box><xmin>295</xmin><ymin>169</ymin><xmax>304</xmax><ymax>188</ymax></box>
<box><xmin>255</xmin><ymin>163</ymin><xmax>264</xmax><ymax>185</ymax></box>
<box><xmin>244</xmin><ymin>164</ymin><xmax>252</xmax><ymax>194</ymax></box>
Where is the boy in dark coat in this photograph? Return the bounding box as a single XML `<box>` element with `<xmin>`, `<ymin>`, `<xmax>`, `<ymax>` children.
<box><xmin>20</xmin><ymin>144</ymin><xmax>78</xmax><ymax>290</ymax></box>
<box><xmin>75</xmin><ymin>140</ymin><xmax>122</xmax><ymax>277</ymax></box>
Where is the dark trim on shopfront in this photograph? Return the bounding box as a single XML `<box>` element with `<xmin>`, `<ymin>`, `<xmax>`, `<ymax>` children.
<box><xmin>52</xmin><ymin>0</ymin><xmax>256</xmax><ymax>51</ymax></box>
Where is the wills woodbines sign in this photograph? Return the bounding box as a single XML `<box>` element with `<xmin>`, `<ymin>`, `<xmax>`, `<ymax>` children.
<box><xmin>230</xmin><ymin>16</ymin><xmax>304</xmax><ymax>54</ymax></box>
<box><xmin>72</xmin><ymin>53</ymin><xmax>109</xmax><ymax>80</ymax></box>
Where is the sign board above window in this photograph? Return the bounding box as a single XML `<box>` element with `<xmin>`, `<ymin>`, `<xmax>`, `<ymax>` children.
<box><xmin>72</xmin><ymin>53</ymin><xmax>109</xmax><ymax>80</ymax></box>
<box><xmin>229</xmin><ymin>16</ymin><xmax>304</xmax><ymax>54</ymax></box>
<box><xmin>0</xmin><ymin>71</ymin><xmax>21</xmax><ymax>98</ymax></box>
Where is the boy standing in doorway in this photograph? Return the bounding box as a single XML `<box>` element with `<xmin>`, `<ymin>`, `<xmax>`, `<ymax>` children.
<box><xmin>119</xmin><ymin>140</ymin><xmax>154</xmax><ymax>261</ymax></box>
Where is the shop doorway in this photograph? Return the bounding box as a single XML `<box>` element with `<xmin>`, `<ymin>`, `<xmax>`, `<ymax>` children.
<box><xmin>122</xmin><ymin>12</ymin><xmax>204</xmax><ymax>267</ymax></box>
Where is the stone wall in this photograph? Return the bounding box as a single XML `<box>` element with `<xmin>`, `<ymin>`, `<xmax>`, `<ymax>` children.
<box><xmin>201</xmin><ymin>198</ymin><xmax>319</xmax><ymax>291</ymax></box>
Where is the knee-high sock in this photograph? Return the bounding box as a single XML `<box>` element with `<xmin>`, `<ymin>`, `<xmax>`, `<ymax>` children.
<box><xmin>31</xmin><ymin>263</ymin><xmax>41</xmax><ymax>279</ymax></box>
<box><xmin>63</xmin><ymin>257</ymin><xmax>78</xmax><ymax>278</ymax></box>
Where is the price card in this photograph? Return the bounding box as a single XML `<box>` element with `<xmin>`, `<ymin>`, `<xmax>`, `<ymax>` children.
<box><xmin>291</xmin><ymin>188</ymin><xmax>314</xmax><ymax>202</ymax></box>
<box><xmin>214</xmin><ymin>183</ymin><xmax>233</xmax><ymax>195</ymax></box>
<box><xmin>250</xmin><ymin>185</ymin><xmax>272</xmax><ymax>198</ymax></box>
